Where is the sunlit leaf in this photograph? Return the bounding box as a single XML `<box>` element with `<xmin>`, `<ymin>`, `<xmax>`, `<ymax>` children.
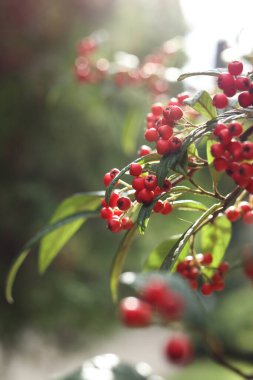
<box><xmin>184</xmin><ymin>91</ymin><xmax>217</xmax><ymax>120</ymax></box>
<box><xmin>110</xmin><ymin>225</ymin><xmax>137</xmax><ymax>302</ymax></box>
<box><xmin>172</xmin><ymin>200</ymin><xmax>207</xmax><ymax>212</ymax></box>
<box><xmin>39</xmin><ymin>192</ymin><xmax>103</xmax><ymax>274</ymax></box>
<box><xmin>201</xmin><ymin>214</ymin><xmax>231</xmax><ymax>277</ymax></box>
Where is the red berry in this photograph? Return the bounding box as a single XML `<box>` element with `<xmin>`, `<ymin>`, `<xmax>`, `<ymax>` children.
<box><xmin>210</xmin><ymin>143</ymin><xmax>226</xmax><ymax>158</ymax></box>
<box><xmin>107</xmin><ymin>217</ymin><xmax>122</xmax><ymax>233</ymax></box>
<box><xmin>162</xmin><ymin>201</ymin><xmax>173</xmax><ymax>215</ymax></box>
<box><xmin>141</xmin><ymin>280</ymin><xmax>168</xmax><ymax>306</ymax></box>
<box><xmin>202</xmin><ymin>253</ymin><xmax>213</xmax><ymax>265</ymax></box>
<box><xmin>158</xmin><ymin>291</ymin><xmax>185</xmax><ymax>320</ymax></box>
<box><xmin>227</xmin><ymin>121</ymin><xmax>243</xmax><ymax>137</ymax></box>
<box><xmin>217</xmin><ymin>73</ymin><xmax>235</xmax><ymax>90</ymax></box>
<box><xmin>235</xmin><ymin>76</ymin><xmax>250</xmax><ymax>91</ymax></box>
<box><xmin>238</xmin><ymin>201</ymin><xmax>251</xmax><ymax>214</ymax></box>
<box><xmin>213</xmin><ymin>157</ymin><xmax>228</xmax><ymax>172</ymax></box>
<box><xmin>144</xmin><ymin>174</ymin><xmax>158</xmax><ymax>190</ymax></box>
<box><xmin>218</xmin><ymin>262</ymin><xmax>230</xmax><ymax>274</ymax></box>
<box><xmin>121</xmin><ymin>217</ymin><xmax>134</xmax><ymax>230</ymax></box>
<box><xmin>242</xmin><ymin>141</ymin><xmax>253</xmax><ymax>160</ymax></box>
<box><xmin>162</xmin><ymin>179</ymin><xmax>172</xmax><ymax>192</ymax></box>
<box><xmin>164</xmin><ymin>334</ymin><xmax>194</xmax><ymax>365</ymax></box>
<box><xmin>201</xmin><ymin>283</ymin><xmax>213</xmax><ymax>296</ymax></box>
<box><xmin>137</xmin><ymin>188</ymin><xmax>154</xmax><ymax>204</ymax></box>
<box><xmin>228</xmin><ymin>61</ymin><xmax>243</xmax><ymax>76</ymax></box>
<box><xmin>100</xmin><ymin>207</ymin><xmax>113</xmax><ymax>220</ymax></box>
<box><xmin>110</xmin><ymin>168</ymin><xmax>120</xmax><ymax>178</ymax></box>
<box><xmin>117</xmin><ymin>196</ymin><xmax>132</xmax><ymax>211</ymax></box>
<box><xmin>213</xmin><ymin>123</ymin><xmax>227</xmax><ymax>136</ymax></box>
<box><xmin>129</xmin><ymin>163</ymin><xmax>142</xmax><ymax>176</ymax></box>
<box><xmin>138</xmin><ymin>145</ymin><xmax>152</xmax><ymax>156</ymax></box>
<box><xmin>156</xmin><ymin>139</ymin><xmax>171</xmax><ymax>155</ymax></box>
<box><xmin>145</xmin><ymin>128</ymin><xmax>159</xmax><ymax>142</ymax></box>
<box><xmin>132</xmin><ymin>177</ymin><xmax>145</xmax><ymax>191</ymax></box>
<box><xmin>119</xmin><ymin>297</ymin><xmax>152</xmax><ymax>327</ymax></box>
<box><xmin>212</xmin><ymin>93</ymin><xmax>228</xmax><ymax>109</ymax></box>
<box><xmin>225</xmin><ymin>206</ymin><xmax>240</xmax><ymax>222</ymax></box>
<box><xmin>103</xmin><ymin>172</ymin><xmax>112</xmax><ymax>186</ymax></box>
<box><xmin>169</xmin><ymin>136</ymin><xmax>182</xmax><ymax>152</ymax></box>
<box><xmin>243</xmin><ymin>210</ymin><xmax>253</xmax><ymax>224</ymax></box>
<box><xmin>169</xmin><ymin>105</ymin><xmax>183</xmax><ymax>121</ymax></box>
<box><xmin>109</xmin><ymin>192</ymin><xmax>120</xmax><ymax>208</ymax></box>
<box><xmin>158</xmin><ymin>124</ymin><xmax>173</xmax><ymax>140</ymax></box>
<box><xmin>151</xmin><ymin>102</ymin><xmax>164</xmax><ymax>116</ymax></box>
<box><xmin>238</xmin><ymin>91</ymin><xmax>252</xmax><ymax>107</ymax></box>
<box><xmin>153</xmin><ymin>200</ymin><xmax>164</xmax><ymax>213</ymax></box>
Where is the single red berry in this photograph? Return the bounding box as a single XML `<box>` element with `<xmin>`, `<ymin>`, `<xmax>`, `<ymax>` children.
<box><xmin>100</xmin><ymin>207</ymin><xmax>113</xmax><ymax>220</ymax></box>
<box><xmin>145</xmin><ymin>128</ymin><xmax>159</xmax><ymax>142</ymax></box>
<box><xmin>144</xmin><ymin>174</ymin><xmax>158</xmax><ymax>190</ymax></box>
<box><xmin>202</xmin><ymin>253</ymin><xmax>213</xmax><ymax>265</ymax></box>
<box><xmin>117</xmin><ymin>196</ymin><xmax>132</xmax><ymax>211</ymax></box>
<box><xmin>210</xmin><ymin>143</ymin><xmax>226</xmax><ymax>158</ymax></box>
<box><xmin>177</xmin><ymin>92</ymin><xmax>189</xmax><ymax>105</ymax></box>
<box><xmin>109</xmin><ymin>192</ymin><xmax>120</xmax><ymax>208</ymax></box>
<box><xmin>164</xmin><ymin>334</ymin><xmax>194</xmax><ymax>365</ymax></box>
<box><xmin>227</xmin><ymin>121</ymin><xmax>243</xmax><ymax>137</ymax></box>
<box><xmin>225</xmin><ymin>206</ymin><xmax>241</xmax><ymax>222</ymax></box>
<box><xmin>153</xmin><ymin>200</ymin><xmax>164</xmax><ymax>213</ymax></box>
<box><xmin>104</xmin><ymin>172</ymin><xmax>112</xmax><ymax>186</ymax></box>
<box><xmin>162</xmin><ymin>201</ymin><xmax>173</xmax><ymax>215</ymax></box>
<box><xmin>158</xmin><ymin>291</ymin><xmax>185</xmax><ymax>320</ymax></box>
<box><xmin>213</xmin><ymin>123</ymin><xmax>227</xmax><ymax>136</ymax></box>
<box><xmin>218</xmin><ymin>129</ymin><xmax>232</xmax><ymax>146</ymax></box>
<box><xmin>156</xmin><ymin>139</ymin><xmax>171</xmax><ymax>155</ymax></box>
<box><xmin>141</xmin><ymin>280</ymin><xmax>168</xmax><ymax>306</ymax></box>
<box><xmin>169</xmin><ymin>136</ymin><xmax>182</xmax><ymax>152</ymax></box>
<box><xmin>212</xmin><ymin>279</ymin><xmax>225</xmax><ymax>292</ymax></box>
<box><xmin>213</xmin><ymin>157</ymin><xmax>228</xmax><ymax>172</ymax></box>
<box><xmin>238</xmin><ymin>91</ymin><xmax>252</xmax><ymax>107</ymax></box>
<box><xmin>226</xmin><ymin>161</ymin><xmax>240</xmax><ymax>177</ymax></box>
<box><xmin>217</xmin><ymin>73</ymin><xmax>235</xmax><ymax>90</ymax></box>
<box><xmin>241</xmin><ymin>141</ymin><xmax>253</xmax><ymax>160</ymax></box>
<box><xmin>151</xmin><ymin>102</ymin><xmax>164</xmax><ymax>116</ymax></box>
<box><xmin>137</xmin><ymin>188</ymin><xmax>154</xmax><ymax>204</ymax></box>
<box><xmin>246</xmin><ymin>179</ymin><xmax>253</xmax><ymax>194</ymax></box>
<box><xmin>201</xmin><ymin>283</ymin><xmax>213</xmax><ymax>296</ymax></box>
<box><xmin>138</xmin><ymin>145</ymin><xmax>152</xmax><ymax>156</ymax></box>
<box><xmin>228</xmin><ymin>61</ymin><xmax>243</xmax><ymax>76</ymax></box>
<box><xmin>132</xmin><ymin>176</ymin><xmax>145</xmax><ymax>191</ymax></box>
<box><xmin>238</xmin><ymin>201</ymin><xmax>251</xmax><ymax>214</ymax></box>
<box><xmin>107</xmin><ymin>217</ymin><xmax>122</xmax><ymax>233</ymax></box>
<box><xmin>158</xmin><ymin>124</ymin><xmax>173</xmax><ymax>140</ymax></box>
<box><xmin>212</xmin><ymin>93</ymin><xmax>228</xmax><ymax>109</ymax></box>
<box><xmin>169</xmin><ymin>105</ymin><xmax>183</xmax><ymax>121</ymax></box>
<box><xmin>227</xmin><ymin>141</ymin><xmax>242</xmax><ymax>161</ymax></box>
<box><xmin>129</xmin><ymin>163</ymin><xmax>142</xmax><ymax>176</ymax></box>
<box><xmin>162</xmin><ymin>179</ymin><xmax>172</xmax><ymax>192</ymax></box>
<box><xmin>110</xmin><ymin>168</ymin><xmax>120</xmax><ymax>178</ymax></box>
<box><xmin>119</xmin><ymin>297</ymin><xmax>152</xmax><ymax>327</ymax></box>
<box><xmin>243</xmin><ymin>210</ymin><xmax>253</xmax><ymax>224</ymax></box>
<box><xmin>235</xmin><ymin>76</ymin><xmax>250</xmax><ymax>91</ymax></box>
<box><xmin>218</xmin><ymin>261</ymin><xmax>230</xmax><ymax>274</ymax></box>
<box><xmin>121</xmin><ymin>217</ymin><xmax>134</xmax><ymax>230</ymax></box>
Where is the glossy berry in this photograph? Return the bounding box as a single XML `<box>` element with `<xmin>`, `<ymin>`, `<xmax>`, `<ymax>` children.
<box><xmin>119</xmin><ymin>297</ymin><xmax>152</xmax><ymax>327</ymax></box>
<box><xmin>242</xmin><ymin>210</ymin><xmax>253</xmax><ymax>224</ymax></box>
<box><xmin>145</xmin><ymin>128</ymin><xmax>159</xmax><ymax>142</ymax></box>
<box><xmin>158</xmin><ymin>124</ymin><xmax>173</xmax><ymax>139</ymax></box>
<box><xmin>129</xmin><ymin>163</ymin><xmax>142</xmax><ymax>176</ymax></box>
<box><xmin>141</xmin><ymin>280</ymin><xmax>168</xmax><ymax>306</ymax></box>
<box><xmin>212</xmin><ymin>93</ymin><xmax>228</xmax><ymax>109</ymax></box>
<box><xmin>162</xmin><ymin>201</ymin><xmax>173</xmax><ymax>215</ymax></box>
<box><xmin>138</xmin><ymin>145</ymin><xmax>152</xmax><ymax>156</ymax></box>
<box><xmin>151</xmin><ymin>102</ymin><xmax>164</xmax><ymax>116</ymax></box>
<box><xmin>107</xmin><ymin>217</ymin><xmax>121</xmax><ymax>233</ymax></box>
<box><xmin>236</xmin><ymin>76</ymin><xmax>250</xmax><ymax>91</ymax></box>
<box><xmin>132</xmin><ymin>177</ymin><xmax>145</xmax><ymax>191</ymax></box>
<box><xmin>238</xmin><ymin>91</ymin><xmax>252</xmax><ymax>107</ymax></box>
<box><xmin>228</xmin><ymin>61</ymin><xmax>243</xmax><ymax>76</ymax></box>
<box><xmin>225</xmin><ymin>206</ymin><xmax>241</xmax><ymax>222</ymax></box>
<box><xmin>164</xmin><ymin>334</ymin><xmax>194</xmax><ymax>365</ymax></box>
<box><xmin>201</xmin><ymin>283</ymin><xmax>213</xmax><ymax>296</ymax></box>
<box><xmin>144</xmin><ymin>175</ymin><xmax>158</xmax><ymax>190</ymax></box>
<box><xmin>117</xmin><ymin>196</ymin><xmax>131</xmax><ymax>211</ymax></box>
<box><xmin>227</xmin><ymin>121</ymin><xmax>243</xmax><ymax>137</ymax></box>
<box><xmin>217</xmin><ymin>73</ymin><xmax>235</xmax><ymax>90</ymax></box>
<box><xmin>100</xmin><ymin>207</ymin><xmax>113</xmax><ymax>220</ymax></box>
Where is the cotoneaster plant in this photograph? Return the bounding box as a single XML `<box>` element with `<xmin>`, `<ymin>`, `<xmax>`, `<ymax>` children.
<box><xmin>6</xmin><ymin>58</ymin><xmax>253</xmax><ymax>379</ymax></box>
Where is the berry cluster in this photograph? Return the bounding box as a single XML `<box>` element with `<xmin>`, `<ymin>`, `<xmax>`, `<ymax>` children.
<box><xmin>119</xmin><ymin>279</ymin><xmax>185</xmax><ymax>327</ymax></box>
<box><xmin>225</xmin><ymin>197</ymin><xmax>253</xmax><ymax>224</ymax></box>
<box><xmin>144</xmin><ymin>96</ymin><xmax>188</xmax><ymax>156</ymax></box>
<box><xmin>101</xmin><ymin>164</ymin><xmax>174</xmax><ymax>233</ymax></box>
<box><xmin>213</xmin><ymin>60</ymin><xmax>253</xmax><ymax>108</ymax></box>
<box><xmin>211</xmin><ymin>122</ymin><xmax>253</xmax><ymax>191</ymax></box>
<box><xmin>74</xmin><ymin>34</ymin><xmax>182</xmax><ymax>96</ymax></box>
<box><xmin>176</xmin><ymin>253</ymin><xmax>229</xmax><ymax>296</ymax></box>
<box><xmin>119</xmin><ymin>279</ymin><xmax>194</xmax><ymax>366</ymax></box>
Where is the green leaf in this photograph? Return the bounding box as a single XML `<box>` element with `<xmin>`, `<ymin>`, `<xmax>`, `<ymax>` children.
<box><xmin>172</xmin><ymin>200</ymin><xmax>207</xmax><ymax>212</ymax></box>
<box><xmin>121</xmin><ymin>110</ymin><xmax>142</xmax><ymax>155</ymax></box>
<box><xmin>144</xmin><ymin>235</ymin><xmax>182</xmax><ymax>271</ymax></box>
<box><xmin>201</xmin><ymin>214</ymin><xmax>231</xmax><ymax>276</ymax></box>
<box><xmin>5</xmin><ymin>249</ymin><xmax>30</xmax><ymax>304</ymax></box>
<box><xmin>110</xmin><ymin>225</ymin><xmax>137</xmax><ymax>302</ymax></box>
<box><xmin>184</xmin><ymin>90</ymin><xmax>217</xmax><ymax>120</ymax></box>
<box><xmin>160</xmin><ymin>203</ymin><xmax>222</xmax><ymax>271</ymax></box>
<box><xmin>156</xmin><ymin>150</ymin><xmax>185</xmax><ymax>188</ymax></box>
<box><xmin>105</xmin><ymin>153</ymin><xmax>160</xmax><ymax>204</ymax></box>
<box><xmin>178</xmin><ymin>68</ymin><xmax>226</xmax><ymax>82</ymax></box>
<box><xmin>39</xmin><ymin>192</ymin><xmax>103</xmax><ymax>274</ymax></box>
<box><xmin>5</xmin><ymin>209</ymin><xmax>100</xmax><ymax>303</ymax></box>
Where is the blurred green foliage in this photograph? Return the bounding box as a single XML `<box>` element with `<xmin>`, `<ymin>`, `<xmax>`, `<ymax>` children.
<box><xmin>1</xmin><ymin>0</ymin><xmax>187</xmax><ymax>346</ymax></box>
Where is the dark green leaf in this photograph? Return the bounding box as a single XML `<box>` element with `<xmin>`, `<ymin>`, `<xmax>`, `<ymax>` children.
<box><xmin>105</xmin><ymin>153</ymin><xmax>160</xmax><ymax>204</ymax></box>
<box><xmin>184</xmin><ymin>91</ymin><xmax>217</xmax><ymax>120</ymax></box>
<box><xmin>178</xmin><ymin>68</ymin><xmax>226</xmax><ymax>82</ymax></box>
<box><xmin>160</xmin><ymin>203</ymin><xmax>222</xmax><ymax>271</ymax></box>
<box><xmin>201</xmin><ymin>214</ymin><xmax>231</xmax><ymax>277</ymax></box>
<box><xmin>110</xmin><ymin>225</ymin><xmax>137</xmax><ymax>302</ymax></box>
<box><xmin>39</xmin><ymin>193</ymin><xmax>103</xmax><ymax>274</ymax></box>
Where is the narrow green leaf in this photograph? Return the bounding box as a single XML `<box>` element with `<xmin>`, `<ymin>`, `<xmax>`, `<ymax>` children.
<box><xmin>39</xmin><ymin>193</ymin><xmax>102</xmax><ymax>274</ymax></box>
<box><xmin>6</xmin><ymin>210</ymin><xmax>99</xmax><ymax>303</ymax></box>
<box><xmin>201</xmin><ymin>214</ymin><xmax>231</xmax><ymax>277</ymax></box>
<box><xmin>184</xmin><ymin>90</ymin><xmax>217</xmax><ymax>120</ymax></box>
<box><xmin>156</xmin><ymin>151</ymin><xmax>184</xmax><ymax>188</ymax></box>
<box><xmin>160</xmin><ymin>203</ymin><xmax>222</xmax><ymax>271</ymax></box>
<box><xmin>144</xmin><ymin>235</ymin><xmax>181</xmax><ymax>271</ymax></box>
<box><xmin>121</xmin><ymin>110</ymin><xmax>142</xmax><ymax>155</ymax></box>
<box><xmin>172</xmin><ymin>200</ymin><xmax>207</xmax><ymax>212</ymax></box>
<box><xmin>110</xmin><ymin>225</ymin><xmax>137</xmax><ymax>302</ymax></box>
<box><xmin>105</xmin><ymin>153</ymin><xmax>160</xmax><ymax>204</ymax></box>
<box><xmin>178</xmin><ymin>68</ymin><xmax>226</xmax><ymax>82</ymax></box>
<box><xmin>5</xmin><ymin>249</ymin><xmax>30</xmax><ymax>303</ymax></box>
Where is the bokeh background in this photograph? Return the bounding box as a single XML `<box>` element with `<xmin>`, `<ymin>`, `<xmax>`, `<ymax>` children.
<box><xmin>1</xmin><ymin>0</ymin><xmax>253</xmax><ymax>379</ymax></box>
